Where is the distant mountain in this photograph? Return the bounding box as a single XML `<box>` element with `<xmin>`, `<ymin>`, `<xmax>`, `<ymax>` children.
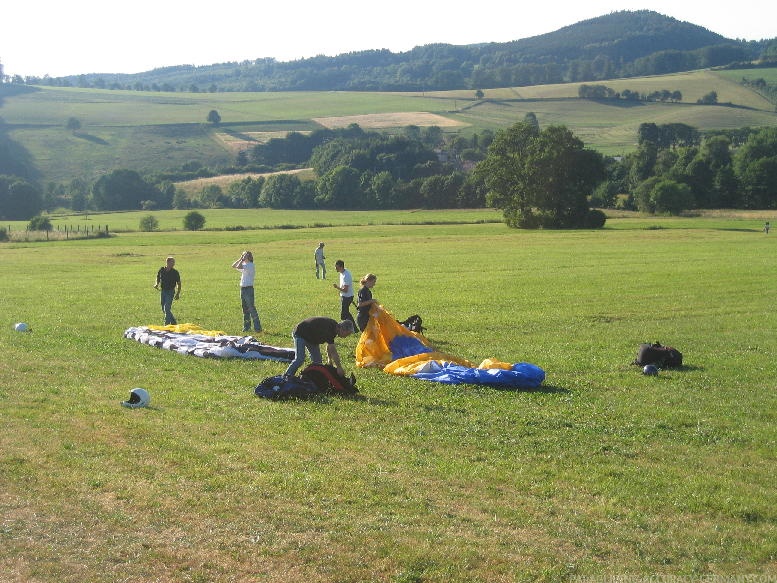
<box><xmin>34</xmin><ymin>10</ymin><xmax>776</xmax><ymax>92</ymax></box>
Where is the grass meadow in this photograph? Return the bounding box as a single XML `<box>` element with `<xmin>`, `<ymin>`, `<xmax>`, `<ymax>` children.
<box><xmin>3</xmin><ymin>68</ymin><xmax>777</xmax><ymax>183</ymax></box>
<box><xmin>1</xmin><ymin>210</ymin><xmax>776</xmax><ymax>582</ymax></box>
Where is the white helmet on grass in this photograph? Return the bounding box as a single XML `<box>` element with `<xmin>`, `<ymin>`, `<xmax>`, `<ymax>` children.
<box><xmin>122</xmin><ymin>388</ymin><xmax>151</xmax><ymax>408</ymax></box>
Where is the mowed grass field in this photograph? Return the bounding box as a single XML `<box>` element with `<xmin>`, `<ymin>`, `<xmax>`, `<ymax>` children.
<box><xmin>2</xmin><ymin>68</ymin><xmax>776</xmax><ymax>182</ymax></box>
<box><xmin>1</xmin><ymin>211</ymin><xmax>776</xmax><ymax>582</ymax></box>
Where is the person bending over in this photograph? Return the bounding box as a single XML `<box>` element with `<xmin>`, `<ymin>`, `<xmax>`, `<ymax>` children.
<box><xmin>284</xmin><ymin>317</ymin><xmax>354</xmax><ymax>378</ymax></box>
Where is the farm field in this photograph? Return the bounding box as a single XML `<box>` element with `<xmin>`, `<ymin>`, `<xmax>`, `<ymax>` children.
<box><xmin>1</xmin><ymin>212</ymin><xmax>775</xmax><ymax>581</ymax></box>
<box><xmin>2</xmin><ymin>68</ymin><xmax>776</xmax><ymax>183</ymax></box>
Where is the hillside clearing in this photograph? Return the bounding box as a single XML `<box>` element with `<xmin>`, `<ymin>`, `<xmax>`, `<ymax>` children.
<box><xmin>313</xmin><ymin>111</ymin><xmax>466</xmax><ymax>129</ymax></box>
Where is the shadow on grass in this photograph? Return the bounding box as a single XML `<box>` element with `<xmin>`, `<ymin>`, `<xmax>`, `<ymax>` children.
<box><xmin>75</xmin><ymin>133</ymin><xmax>110</xmax><ymax>145</ymax></box>
<box><xmin>500</xmin><ymin>384</ymin><xmax>570</xmax><ymax>394</ymax></box>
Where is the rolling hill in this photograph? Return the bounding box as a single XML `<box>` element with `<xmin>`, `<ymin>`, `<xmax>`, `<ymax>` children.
<box><xmin>18</xmin><ymin>11</ymin><xmax>776</xmax><ymax>93</ymax></box>
<box><xmin>2</xmin><ymin>66</ymin><xmax>777</xmax><ymax>186</ymax></box>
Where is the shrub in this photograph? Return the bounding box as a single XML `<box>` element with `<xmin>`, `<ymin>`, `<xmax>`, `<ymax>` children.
<box><xmin>139</xmin><ymin>215</ymin><xmax>159</xmax><ymax>232</ymax></box>
<box><xmin>583</xmin><ymin>209</ymin><xmax>607</xmax><ymax>229</ymax></box>
<box><xmin>0</xmin><ymin>227</ymin><xmax>8</xmax><ymax>242</ymax></box>
<box><xmin>28</xmin><ymin>215</ymin><xmax>52</xmax><ymax>231</ymax></box>
<box><xmin>183</xmin><ymin>211</ymin><xmax>206</xmax><ymax>231</ymax></box>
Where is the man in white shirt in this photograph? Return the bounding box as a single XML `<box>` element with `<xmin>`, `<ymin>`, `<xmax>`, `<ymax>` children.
<box><xmin>333</xmin><ymin>259</ymin><xmax>356</xmax><ymax>328</ymax></box>
<box><xmin>232</xmin><ymin>251</ymin><xmax>262</xmax><ymax>333</ymax></box>
<box><xmin>314</xmin><ymin>242</ymin><xmax>326</xmax><ymax>279</ymax></box>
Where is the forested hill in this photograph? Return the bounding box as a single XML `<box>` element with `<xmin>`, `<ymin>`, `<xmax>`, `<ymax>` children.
<box><xmin>32</xmin><ymin>10</ymin><xmax>777</xmax><ymax>92</ymax></box>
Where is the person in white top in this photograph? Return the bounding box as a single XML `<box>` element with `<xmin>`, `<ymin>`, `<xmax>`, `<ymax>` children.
<box><xmin>314</xmin><ymin>242</ymin><xmax>326</xmax><ymax>279</ymax></box>
<box><xmin>333</xmin><ymin>259</ymin><xmax>356</xmax><ymax>328</ymax></box>
<box><xmin>232</xmin><ymin>251</ymin><xmax>262</xmax><ymax>333</ymax></box>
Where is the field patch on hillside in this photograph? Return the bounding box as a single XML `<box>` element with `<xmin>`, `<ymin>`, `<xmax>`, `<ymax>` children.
<box><xmin>174</xmin><ymin>168</ymin><xmax>314</xmax><ymax>194</ymax></box>
<box><xmin>214</xmin><ymin>130</ymin><xmax>313</xmax><ymax>154</ymax></box>
<box><xmin>313</xmin><ymin>111</ymin><xmax>465</xmax><ymax>129</ymax></box>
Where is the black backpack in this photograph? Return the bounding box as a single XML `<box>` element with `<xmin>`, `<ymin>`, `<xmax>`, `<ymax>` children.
<box><xmin>254</xmin><ymin>375</ymin><xmax>322</xmax><ymax>400</ymax></box>
<box><xmin>634</xmin><ymin>342</ymin><xmax>683</xmax><ymax>368</ymax></box>
<box><xmin>300</xmin><ymin>364</ymin><xmax>358</xmax><ymax>394</ymax></box>
<box><xmin>399</xmin><ymin>314</ymin><xmax>425</xmax><ymax>334</ymax></box>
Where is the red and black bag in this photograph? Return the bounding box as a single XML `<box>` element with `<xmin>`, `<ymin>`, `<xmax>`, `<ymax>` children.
<box><xmin>300</xmin><ymin>364</ymin><xmax>358</xmax><ymax>394</ymax></box>
<box><xmin>634</xmin><ymin>342</ymin><xmax>683</xmax><ymax>368</ymax></box>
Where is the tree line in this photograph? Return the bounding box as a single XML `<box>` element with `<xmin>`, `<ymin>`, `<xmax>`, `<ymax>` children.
<box><xmin>3</xmin><ymin>120</ymin><xmax>777</xmax><ymax>227</ymax></box>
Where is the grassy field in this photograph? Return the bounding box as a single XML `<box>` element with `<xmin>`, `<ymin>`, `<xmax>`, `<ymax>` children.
<box><xmin>1</xmin><ymin>211</ymin><xmax>776</xmax><ymax>582</ymax></box>
<box><xmin>2</xmin><ymin>68</ymin><xmax>776</xmax><ymax>183</ymax></box>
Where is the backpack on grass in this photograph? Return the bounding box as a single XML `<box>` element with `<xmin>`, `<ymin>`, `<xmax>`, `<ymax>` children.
<box><xmin>254</xmin><ymin>375</ymin><xmax>322</xmax><ymax>400</ymax></box>
<box><xmin>399</xmin><ymin>314</ymin><xmax>425</xmax><ymax>334</ymax></box>
<box><xmin>634</xmin><ymin>342</ymin><xmax>683</xmax><ymax>369</ymax></box>
<box><xmin>300</xmin><ymin>363</ymin><xmax>358</xmax><ymax>395</ymax></box>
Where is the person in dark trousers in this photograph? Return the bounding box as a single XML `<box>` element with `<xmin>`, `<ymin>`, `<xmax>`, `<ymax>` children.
<box><xmin>231</xmin><ymin>250</ymin><xmax>262</xmax><ymax>333</ymax></box>
<box><xmin>154</xmin><ymin>256</ymin><xmax>181</xmax><ymax>325</ymax></box>
<box><xmin>333</xmin><ymin>259</ymin><xmax>356</xmax><ymax>328</ymax></box>
<box><xmin>356</xmin><ymin>273</ymin><xmax>378</xmax><ymax>332</ymax></box>
<box><xmin>283</xmin><ymin>317</ymin><xmax>355</xmax><ymax>377</ymax></box>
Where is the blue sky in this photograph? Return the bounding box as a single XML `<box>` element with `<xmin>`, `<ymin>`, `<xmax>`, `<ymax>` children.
<box><xmin>3</xmin><ymin>0</ymin><xmax>775</xmax><ymax>78</ymax></box>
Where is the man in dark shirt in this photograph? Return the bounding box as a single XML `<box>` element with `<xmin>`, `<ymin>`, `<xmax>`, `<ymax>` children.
<box><xmin>284</xmin><ymin>317</ymin><xmax>354</xmax><ymax>377</ymax></box>
<box><xmin>154</xmin><ymin>256</ymin><xmax>181</xmax><ymax>325</ymax></box>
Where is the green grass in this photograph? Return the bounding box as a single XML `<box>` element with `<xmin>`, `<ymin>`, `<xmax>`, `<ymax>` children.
<box><xmin>3</xmin><ymin>208</ymin><xmax>504</xmax><ymax>235</ymax></box>
<box><xmin>3</xmin><ymin>69</ymin><xmax>777</xmax><ymax>182</ymax></box>
<box><xmin>1</xmin><ymin>211</ymin><xmax>776</xmax><ymax>581</ymax></box>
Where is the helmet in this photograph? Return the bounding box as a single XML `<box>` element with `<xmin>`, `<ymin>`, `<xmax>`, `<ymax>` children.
<box><xmin>642</xmin><ymin>364</ymin><xmax>659</xmax><ymax>376</ymax></box>
<box><xmin>14</xmin><ymin>322</ymin><xmax>29</xmax><ymax>332</ymax></box>
<box><xmin>122</xmin><ymin>388</ymin><xmax>151</xmax><ymax>408</ymax></box>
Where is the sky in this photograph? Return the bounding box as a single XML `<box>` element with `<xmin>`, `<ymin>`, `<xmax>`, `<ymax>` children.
<box><xmin>2</xmin><ymin>0</ymin><xmax>775</xmax><ymax>78</ymax></box>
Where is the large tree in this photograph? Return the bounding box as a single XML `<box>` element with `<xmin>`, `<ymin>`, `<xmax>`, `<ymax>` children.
<box><xmin>91</xmin><ymin>169</ymin><xmax>161</xmax><ymax>211</ymax></box>
<box><xmin>734</xmin><ymin>127</ymin><xmax>777</xmax><ymax>209</ymax></box>
<box><xmin>0</xmin><ymin>175</ymin><xmax>43</xmax><ymax>220</ymax></box>
<box><xmin>475</xmin><ymin>122</ymin><xmax>606</xmax><ymax>228</ymax></box>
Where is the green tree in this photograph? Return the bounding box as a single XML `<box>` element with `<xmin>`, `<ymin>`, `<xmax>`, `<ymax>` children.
<box><xmin>315</xmin><ymin>166</ymin><xmax>364</xmax><ymax>209</ymax></box>
<box><xmin>475</xmin><ymin>122</ymin><xmax>606</xmax><ymax>228</ymax></box>
<box><xmin>0</xmin><ymin>176</ymin><xmax>43</xmax><ymax>220</ymax></box>
<box><xmin>183</xmin><ymin>211</ymin><xmax>205</xmax><ymax>231</ymax></box>
<box><xmin>697</xmin><ymin>91</ymin><xmax>718</xmax><ymax>105</ymax></box>
<box><xmin>651</xmin><ymin>179</ymin><xmax>694</xmax><ymax>214</ymax></box>
<box><xmin>197</xmin><ymin>184</ymin><xmax>224</xmax><ymax>208</ymax></box>
<box><xmin>91</xmin><ymin>169</ymin><xmax>161</xmax><ymax>211</ymax></box>
<box><xmin>65</xmin><ymin>117</ymin><xmax>81</xmax><ymax>134</ymax></box>
<box><xmin>259</xmin><ymin>173</ymin><xmax>302</xmax><ymax>208</ymax></box>
<box><xmin>734</xmin><ymin>127</ymin><xmax>777</xmax><ymax>208</ymax></box>
<box><xmin>139</xmin><ymin>215</ymin><xmax>159</xmax><ymax>232</ymax></box>
<box><xmin>523</xmin><ymin>112</ymin><xmax>540</xmax><ymax>132</ymax></box>
<box><xmin>172</xmin><ymin>189</ymin><xmax>191</xmax><ymax>209</ymax></box>
<box><xmin>207</xmin><ymin>110</ymin><xmax>221</xmax><ymax>124</ymax></box>
<box><xmin>27</xmin><ymin>215</ymin><xmax>52</xmax><ymax>231</ymax></box>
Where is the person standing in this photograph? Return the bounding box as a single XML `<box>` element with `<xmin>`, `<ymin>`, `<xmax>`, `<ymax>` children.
<box><xmin>314</xmin><ymin>242</ymin><xmax>326</xmax><ymax>279</ymax></box>
<box><xmin>333</xmin><ymin>259</ymin><xmax>356</xmax><ymax>328</ymax></box>
<box><xmin>154</xmin><ymin>256</ymin><xmax>181</xmax><ymax>325</ymax></box>
<box><xmin>765</xmin><ymin>222</ymin><xmax>770</xmax><ymax>234</ymax></box>
<box><xmin>283</xmin><ymin>317</ymin><xmax>355</xmax><ymax>377</ymax></box>
<box><xmin>356</xmin><ymin>273</ymin><xmax>378</xmax><ymax>332</ymax></box>
<box><xmin>232</xmin><ymin>250</ymin><xmax>262</xmax><ymax>333</ymax></box>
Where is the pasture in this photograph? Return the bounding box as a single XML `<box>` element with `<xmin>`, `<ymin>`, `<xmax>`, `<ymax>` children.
<box><xmin>3</xmin><ymin>68</ymin><xmax>776</xmax><ymax>182</ymax></box>
<box><xmin>1</xmin><ymin>211</ymin><xmax>775</xmax><ymax>582</ymax></box>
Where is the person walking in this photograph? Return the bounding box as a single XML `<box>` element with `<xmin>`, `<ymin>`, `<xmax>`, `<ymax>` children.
<box><xmin>154</xmin><ymin>256</ymin><xmax>181</xmax><ymax>325</ymax></box>
<box><xmin>232</xmin><ymin>250</ymin><xmax>262</xmax><ymax>333</ymax></box>
<box><xmin>356</xmin><ymin>273</ymin><xmax>379</xmax><ymax>332</ymax></box>
<box><xmin>314</xmin><ymin>242</ymin><xmax>326</xmax><ymax>279</ymax></box>
<box><xmin>333</xmin><ymin>259</ymin><xmax>356</xmax><ymax>328</ymax></box>
<box><xmin>764</xmin><ymin>222</ymin><xmax>770</xmax><ymax>234</ymax></box>
<box><xmin>283</xmin><ymin>317</ymin><xmax>355</xmax><ymax>377</ymax></box>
